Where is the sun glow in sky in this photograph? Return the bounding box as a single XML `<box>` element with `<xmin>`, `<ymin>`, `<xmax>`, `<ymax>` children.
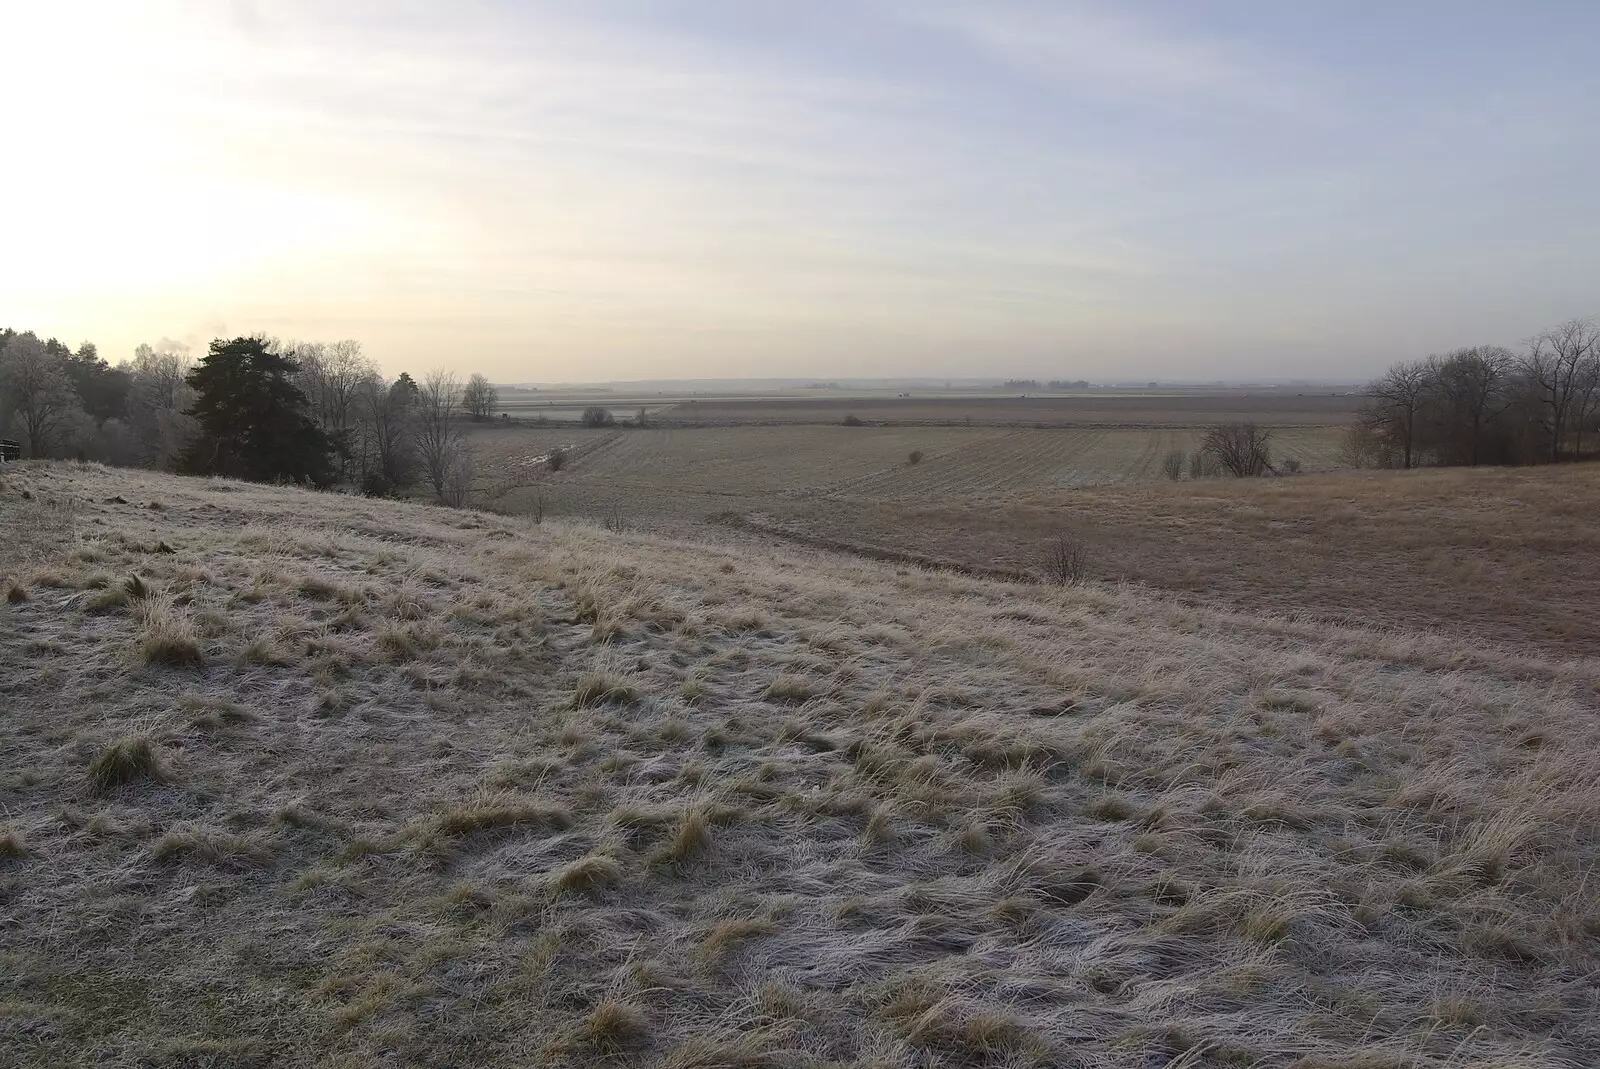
<box><xmin>4</xmin><ymin>1</ymin><xmax>1599</xmax><ymax>381</ymax></box>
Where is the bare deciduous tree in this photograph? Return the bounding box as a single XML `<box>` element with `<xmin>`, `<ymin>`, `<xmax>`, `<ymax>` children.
<box><xmin>354</xmin><ymin>373</ymin><xmax>417</xmax><ymax>493</ymax></box>
<box><xmin>122</xmin><ymin>342</ymin><xmax>196</xmax><ymax>469</ymax></box>
<box><xmin>0</xmin><ymin>333</ymin><xmax>85</xmax><ymax>457</ymax></box>
<box><xmin>1425</xmin><ymin>346</ymin><xmax>1516</xmax><ymax>466</ymax></box>
<box><xmin>415</xmin><ymin>370</ymin><xmax>465</xmax><ymax>502</ymax></box>
<box><xmin>463</xmin><ymin>373</ymin><xmax>499</xmax><ymax>422</ymax></box>
<box><xmin>1537</xmin><ymin>320</ymin><xmax>1598</xmax><ymax>458</ymax></box>
<box><xmin>1522</xmin><ymin>320</ymin><xmax>1599</xmax><ymax>462</ymax></box>
<box><xmin>296</xmin><ymin>340</ymin><xmax>374</xmax><ymax>454</ymax></box>
<box><xmin>1358</xmin><ymin>361</ymin><xmax>1430</xmax><ymax>469</ymax></box>
<box><xmin>1200</xmin><ymin>423</ymin><xmax>1273</xmax><ymax>477</ymax></box>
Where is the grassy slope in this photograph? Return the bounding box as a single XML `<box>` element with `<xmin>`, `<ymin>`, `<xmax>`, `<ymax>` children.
<box><xmin>1</xmin><ymin>462</ymin><xmax>1597</xmax><ymax>1069</ymax></box>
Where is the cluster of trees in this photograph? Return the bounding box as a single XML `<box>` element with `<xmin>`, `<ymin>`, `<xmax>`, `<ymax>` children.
<box><xmin>1355</xmin><ymin>319</ymin><xmax>1599</xmax><ymax>468</ymax></box>
<box><xmin>0</xmin><ymin>327</ymin><xmax>501</xmax><ymax>506</ymax></box>
<box><xmin>0</xmin><ymin>329</ymin><xmax>198</xmax><ymax>466</ymax></box>
<box><xmin>999</xmin><ymin>378</ymin><xmax>1091</xmax><ymax>391</ymax></box>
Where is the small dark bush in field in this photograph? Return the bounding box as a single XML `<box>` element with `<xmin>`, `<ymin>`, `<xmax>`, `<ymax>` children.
<box><xmin>580</xmin><ymin>407</ymin><xmax>615</xmax><ymax>428</ymax></box>
<box><xmin>908</xmin><ymin>450</ymin><xmax>924</xmax><ymax>465</ymax></box>
<box><xmin>842</xmin><ymin>414</ymin><xmax>864</xmax><ymax>427</ymax></box>
<box><xmin>1161</xmin><ymin>449</ymin><xmax>1184</xmax><ymax>480</ymax></box>
<box><xmin>1201</xmin><ymin>422</ymin><xmax>1274</xmax><ymax>477</ymax></box>
<box><xmin>361</xmin><ymin>471</ymin><xmax>396</xmax><ymax>497</ymax></box>
<box><xmin>1282</xmin><ymin>457</ymin><xmax>1303</xmax><ymax>474</ymax></box>
<box><xmin>546</xmin><ymin>447</ymin><xmax>567</xmax><ymax>472</ymax></box>
<box><xmin>1042</xmin><ymin>531</ymin><xmax>1088</xmax><ymax>586</ymax></box>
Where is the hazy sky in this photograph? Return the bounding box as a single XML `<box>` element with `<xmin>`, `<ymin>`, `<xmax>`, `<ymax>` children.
<box><xmin>5</xmin><ymin>2</ymin><xmax>1598</xmax><ymax>381</ymax></box>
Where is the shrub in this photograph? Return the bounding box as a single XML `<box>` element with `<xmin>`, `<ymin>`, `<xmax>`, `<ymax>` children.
<box><xmin>1201</xmin><ymin>423</ymin><xmax>1273</xmax><ymax>477</ymax></box>
<box><xmin>546</xmin><ymin>446</ymin><xmax>567</xmax><ymax>472</ymax></box>
<box><xmin>580</xmin><ymin>406</ymin><xmax>615</xmax><ymax>428</ymax></box>
<box><xmin>440</xmin><ymin>451</ymin><xmax>475</xmax><ymax>508</ymax></box>
<box><xmin>1281</xmin><ymin>456</ymin><xmax>1303</xmax><ymax>474</ymax></box>
<box><xmin>1042</xmin><ymin>531</ymin><xmax>1088</xmax><ymax>586</ymax></box>
<box><xmin>841</xmin><ymin>414</ymin><xmax>864</xmax><ymax>427</ymax></box>
<box><xmin>360</xmin><ymin>471</ymin><xmax>396</xmax><ymax>497</ymax></box>
<box><xmin>908</xmin><ymin>450</ymin><xmax>924</xmax><ymax>465</ymax></box>
<box><xmin>1161</xmin><ymin>449</ymin><xmax>1185</xmax><ymax>480</ymax></box>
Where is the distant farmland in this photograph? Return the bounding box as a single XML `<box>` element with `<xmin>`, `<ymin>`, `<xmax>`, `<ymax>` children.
<box><xmin>494</xmin><ymin>387</ymin><xmax>1364</xmax><ymax>426</ymax></box>
<box><xmin>467</xmin><ymin>423</ymin><xmax>1352</xmax><ymax>529</ymax></box>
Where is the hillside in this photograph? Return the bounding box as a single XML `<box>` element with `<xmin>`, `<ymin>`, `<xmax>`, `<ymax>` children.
<box><xmin>2</xmin><ymin>462</ymin><xmax>1597</xmax><ymax>1068</ymax></box>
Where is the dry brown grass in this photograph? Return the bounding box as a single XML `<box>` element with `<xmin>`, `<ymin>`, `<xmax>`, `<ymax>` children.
<box><xmin>0</xmin><ymin>461</ymin><xmax>1595</xmax><ymax>1069</ymax></box>
<box><xmin>761</xmin><ymin>462</ymin><xmax>1600</xmax><ymax>656</ymax></box>
<box><xmin>86</xmin><ymin>733</ymin><xmax>168</xmax><ymax>793</ymax></box>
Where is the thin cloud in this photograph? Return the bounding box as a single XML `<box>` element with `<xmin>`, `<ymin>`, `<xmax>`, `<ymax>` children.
<box><xmin>889</xmin><ymin>0</ymin><xmax>1332</xmax><ymax>120</ymax></box>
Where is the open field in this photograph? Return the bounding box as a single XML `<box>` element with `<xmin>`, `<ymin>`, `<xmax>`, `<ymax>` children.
<box><xmin>467</xmin><ymin>423</ymin><xmax>1351</xmax><ymax>522</ymax></box>
<box><xmin>651</xmin><ymin>391</ymin><xmax>1364</xmax><ymax>427</ymax></box>
<box><xmin>462</xmin><ymin>418</ymin><xmax>1600</xmax><ymax>659</ymax></box>
<box><xmin>2</xmin><ymin>462</ymin><xmax>1598</xmax><ymax>1067</ymax></box>
<box><xmin>754</xmin><ymin>464</ymin><xmax>1600</xmax><ymax>658</ymax></box>
<box><xmin>493</xmin><ymin>388</ymin><xmax>1365</xmax><ymax>427</ymax></box>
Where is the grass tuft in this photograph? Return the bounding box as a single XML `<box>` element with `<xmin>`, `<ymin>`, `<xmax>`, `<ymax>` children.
<box><xmin>150</xmin><ymin>823</ymin><xmax>272</xmax><ymax>867</ymax></box>
<box><xmin>434</xmin><ymin>794</ymin><xmax>573</xmax><ymax>839</ymax></box>
<box><xmin>552</xmin><ymin>852</ymin><xmax>624</xmax><ymax>895</ymax></box>
<box><xmin>572</xmin><ymin>671</ymin><xmax>640</xmax><ymax>708</ymax></box>
<box><xmin>88</xmin><ymin>734</ymin><xmax>168</xmax><ymax>793</ymax></box>
<box><xmin>655</xmin><ymin>810</ymin><xmax>710</xmax><ymax>866</ymax></box>
<box><xmin>86</xmin><ymin>574</ymin><xmax>151</xmax><ymax>613</ymax></box>
<box><xmin>582</xmin><ymin>998</ymin><xmax>649</xmax><ymax>1051</ymax></box>
<box><xmin>137</xmin><ymin>601</ymin><xmax>204</xmax><ymax>666</ymax></box>
<box><xmin>764</xmin><ymin>675</ymin><xmax>816</xmax><ymax>703</ymax></box>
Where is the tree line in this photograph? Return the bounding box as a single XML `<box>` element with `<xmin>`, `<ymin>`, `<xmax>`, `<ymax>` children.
<box><xmin>0</xmin><ymin>329</ymin><xmax>502</xmax><ymax>505</ymax></box>
<box><xmin>1354</xmin><ymin>318</ymin><xmax>1600</xmax><ymax>468</ymax></box>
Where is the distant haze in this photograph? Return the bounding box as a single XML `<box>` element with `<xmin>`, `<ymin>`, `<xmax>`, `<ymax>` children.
<box><xmin>5</xmin><ymin>2</ymin><xmax>1598</xmax><ymax>381</ymax></box>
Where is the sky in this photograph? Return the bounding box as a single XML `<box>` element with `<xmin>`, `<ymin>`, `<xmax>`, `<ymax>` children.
<box><xmin>3</xmin><ymin>1</ymin><xmax>1598</xmax><ymax>382</ymax></box>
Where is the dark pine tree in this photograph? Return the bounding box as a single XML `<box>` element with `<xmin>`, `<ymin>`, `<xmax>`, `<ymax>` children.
<box><xmin>180</xmin><ymin>336</ymin><xmax>340</xmax><ymax>485</ymax></box>
<box><xmin>62</xmin><ymin>341</ymin><xmax>132</xmax><ymax>423</ymax></box>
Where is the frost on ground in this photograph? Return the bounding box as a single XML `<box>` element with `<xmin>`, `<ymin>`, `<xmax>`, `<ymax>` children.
<box><xmin>1</xmin><ymin>462</ymin><xmax>1596</xmax><ymax>1068</ymax></box>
